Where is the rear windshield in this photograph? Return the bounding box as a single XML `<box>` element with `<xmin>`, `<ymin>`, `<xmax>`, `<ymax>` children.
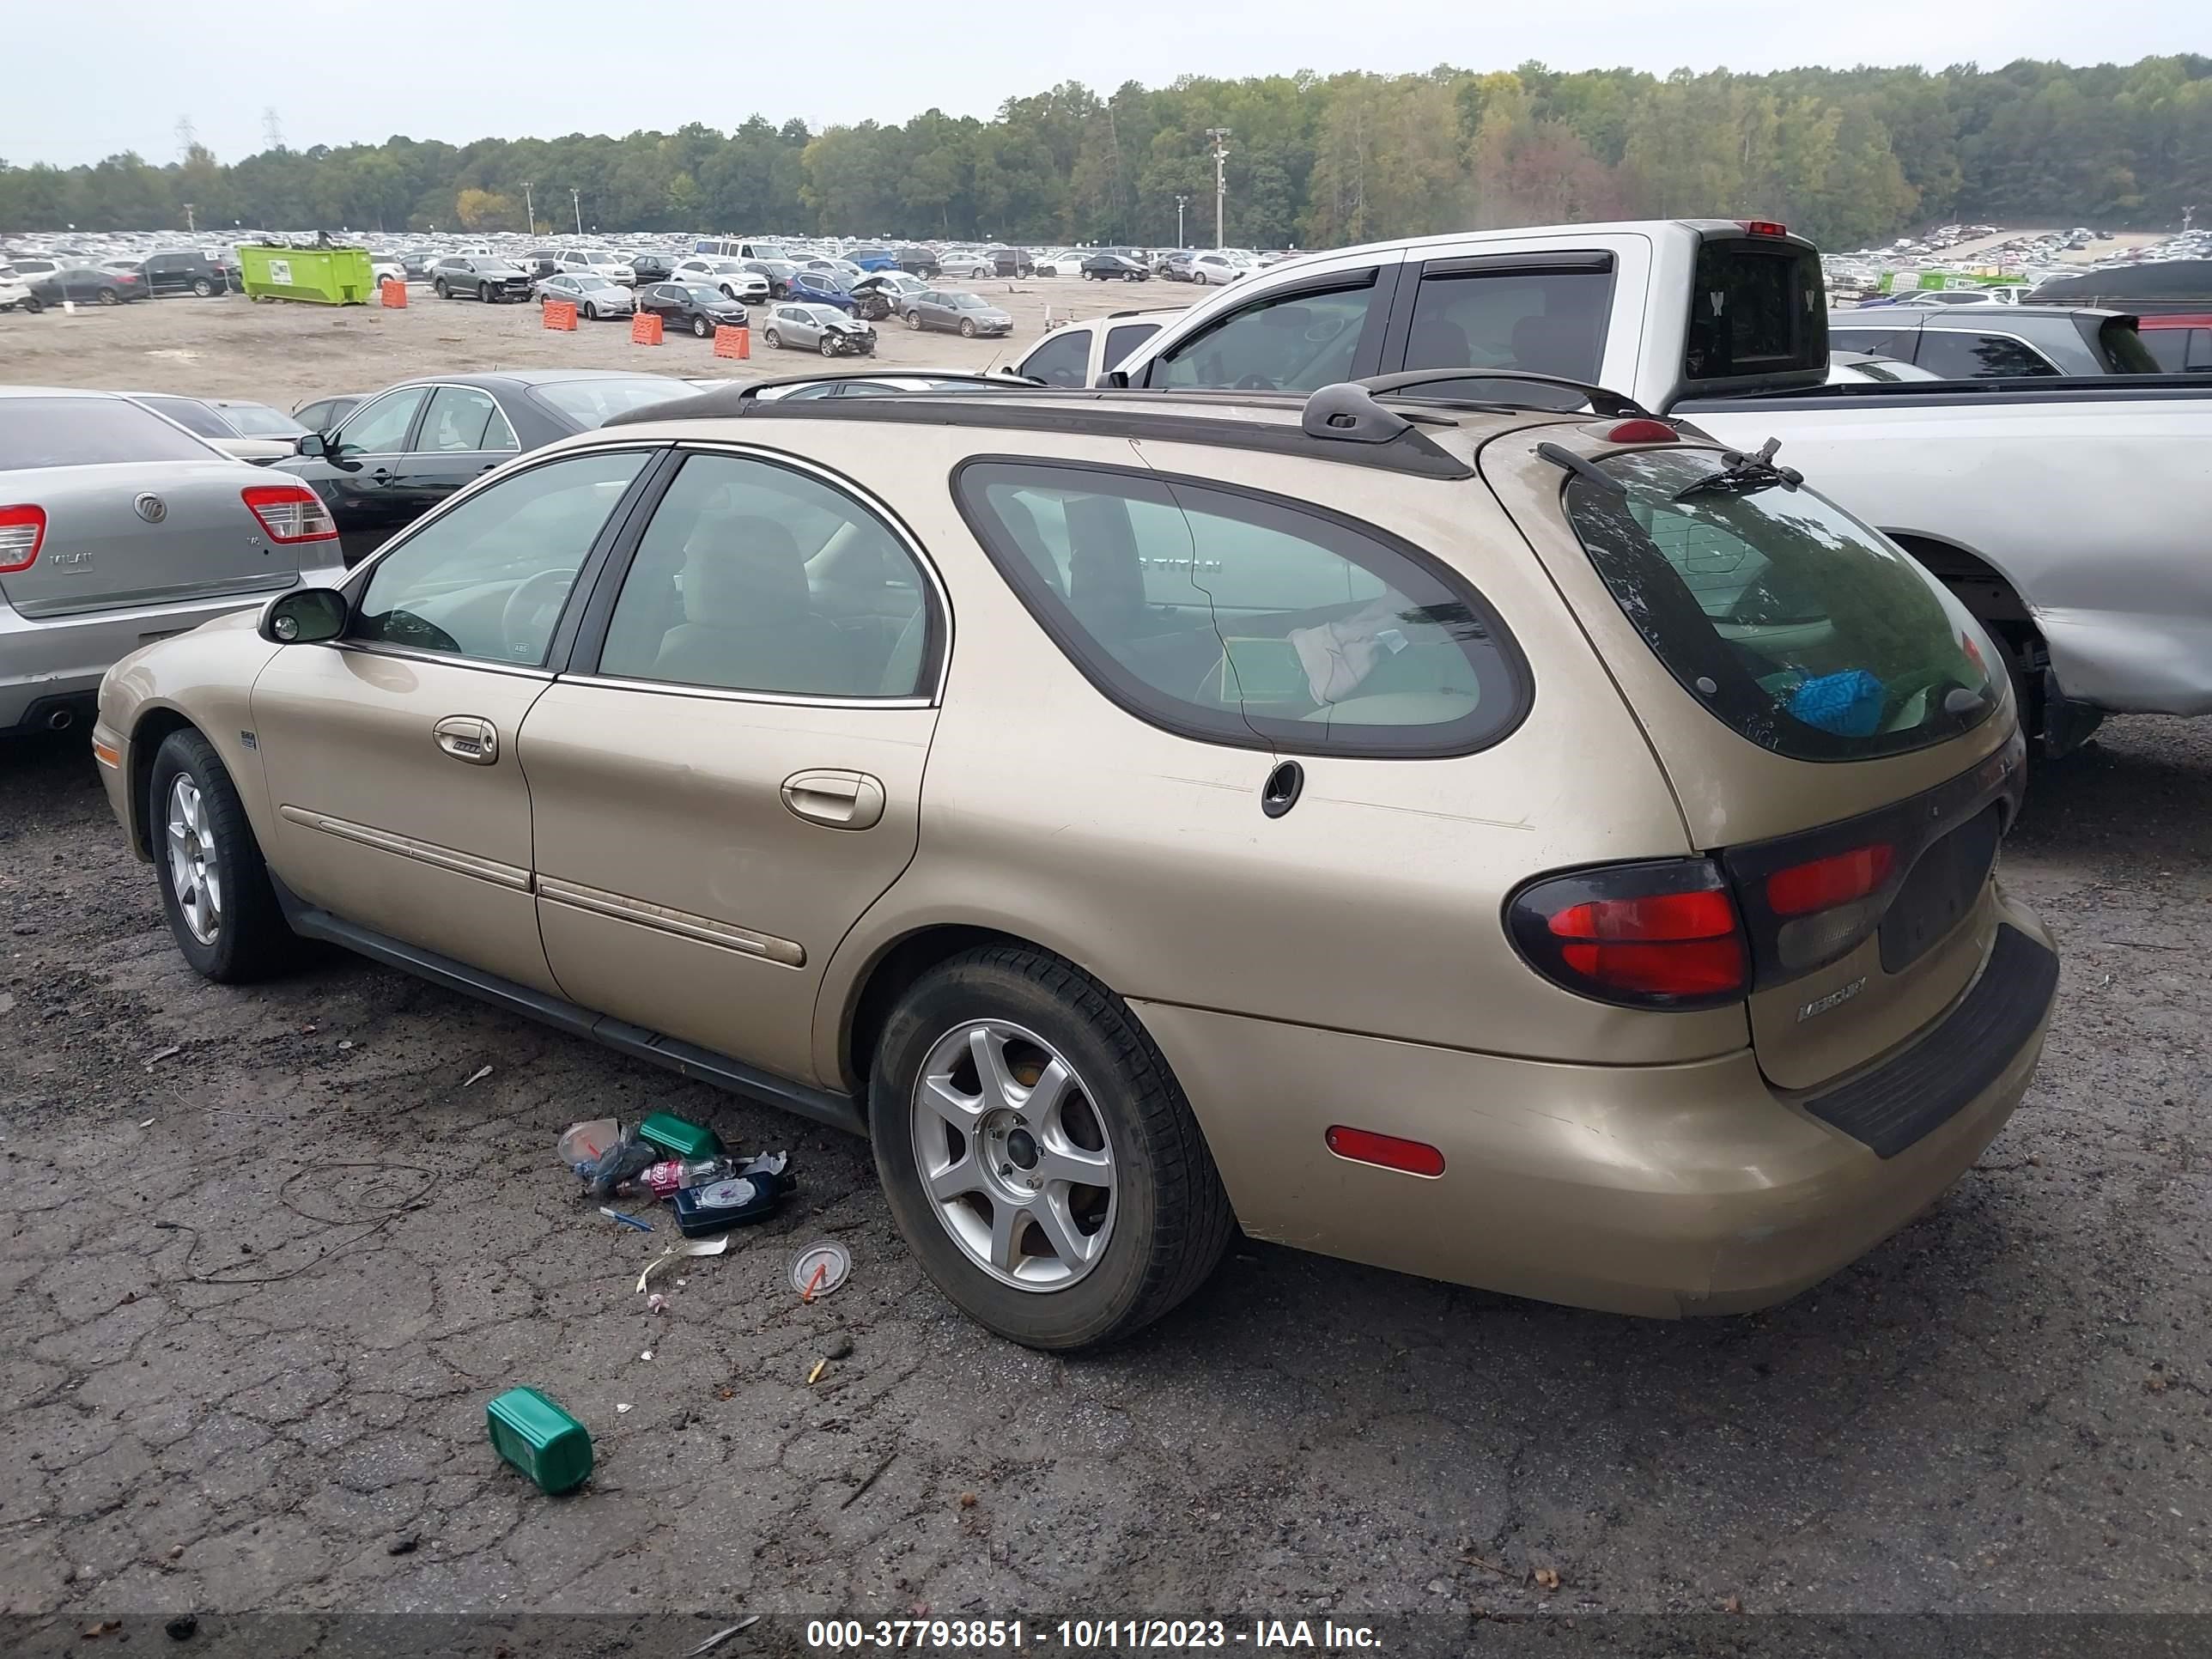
<box><xmin>1684</xmin><ymin>238</ymin><xmax>1827</xmax><ymax>388</ymax></box>
<box><xmin>527</xmin><ymin>379</ymin><xmax>691</xmax><ymax>428</ymax></box>
<box><xmin>1563</xmin><ymin>447</ymin><xmax>1999</xmax><ymax>762</ymax></box>
<box><xmin>0</xmin><ymin>398</ymin><xmax>214</xmax><ymax>468</ymax></box>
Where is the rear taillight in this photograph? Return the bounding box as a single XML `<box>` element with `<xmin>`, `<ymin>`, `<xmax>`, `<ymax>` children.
<box><xmin>1508</xmin><ymin>859</ymin><xmax>1748</xmax><ymax>1009</ymax></box>
<box><xmin>241</xmin><ymin>483</ymin><xmax>337</xmax><ymax>544</ymax></box>
<box><xmin>0</xmin><ymin>504</ymin><xmax>46</xmax><ymax>573</ymax></box>
<box><xmin>1764</xmin><ymin>842</ymin><xmax>1897</xmax><ymax>972</ymax></box>
<box><xmin>1737</xmin><ymin>220</ymin><xmax>1790</xmax><ymax>238</ymax></box>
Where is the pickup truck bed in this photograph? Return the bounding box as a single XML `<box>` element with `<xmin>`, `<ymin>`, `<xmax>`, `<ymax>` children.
<box><xmin>1677</xmin><ymin>376</ymin><xmax>2212</xmax><ymax>746</ymax></box>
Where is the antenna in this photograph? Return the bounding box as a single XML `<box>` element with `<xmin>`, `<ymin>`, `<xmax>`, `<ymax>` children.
<box><xmin>174</xmin><ymin>115</ymin><xmax>197</xmax><ymax>160</ymax></box>
<box><xmin>262</xmin><ymin>107</ymin><xmax>284</xmax><ymax>151</ymax></box>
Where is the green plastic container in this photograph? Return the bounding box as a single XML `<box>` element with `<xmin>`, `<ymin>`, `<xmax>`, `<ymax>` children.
<box><xmin>237</xmin><ymin>244</ymin><xmax>374</xmax><ymax>305</ymax></box>
<box><xmin>637</xmin><ymin>1112</ymin><xmax>721</xmax><ymax>1160</ymax></box>
<box><xmin>486</xmin><ymin>1387</ymin><xmax>592</xmax><ymax>1494</ymax></box>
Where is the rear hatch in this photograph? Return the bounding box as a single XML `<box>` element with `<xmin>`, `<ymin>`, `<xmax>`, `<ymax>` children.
<box><xmin>1483</xmin><ymin>422</ymin><xmax>2025</xmax><ymax>1092</ymax></box>
<box><xmin>2</xmin><ymin>397</ymin><xmax>315</xmax><ymax>618</ymax></box>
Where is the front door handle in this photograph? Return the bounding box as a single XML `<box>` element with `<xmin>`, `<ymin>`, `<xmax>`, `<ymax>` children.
<box><xmin>433</xmin><ymin>715</ymin><xmax>498</xmax><ymax>765</ymax></box>
<box><xmin>781</xmin><ymin>769</ymin><xmax>884</xmax><ymax>830</ymax></box>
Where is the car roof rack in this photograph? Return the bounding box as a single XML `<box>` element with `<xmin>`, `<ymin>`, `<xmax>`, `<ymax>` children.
<box><xmin>690</xmin><ymin>370</ymin><xmax>1043</xmax><ymax>406</ymax></box>
<box><xmin>1354</xmin><ymin>368</ymin><xmax>1656</xmax><ymax>419</ymax></box>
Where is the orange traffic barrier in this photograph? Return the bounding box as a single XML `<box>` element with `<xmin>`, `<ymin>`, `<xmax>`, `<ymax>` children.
<box><xmin>631</xmin><ymin>313</ymin><xmax>664</xmax><ymax>346</ymax></box>
<box><xmin>712</xmin><ymin>325</ymin><xmax>750</xmax><ymax>361</ymax></box>
<box><xmin>380</xmin><ymin>278</ymin><xmax>407</xmax><ymax>309</ymax></box>
<box><xmin>543</xmin><ymin>300</ymin><xmax>577</xmax><ymax>331</ymax></box>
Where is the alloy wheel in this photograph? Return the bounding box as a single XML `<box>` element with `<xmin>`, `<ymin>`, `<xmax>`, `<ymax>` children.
<box><xmin>909</xmin><ymin>1019</ymin><xmax>1117</xmax><ymax>1291</ymax></box>
<box><xmin>164</xmin><ymin>774</ymin><xmax>222</xmax><ymax>945</ymax></box>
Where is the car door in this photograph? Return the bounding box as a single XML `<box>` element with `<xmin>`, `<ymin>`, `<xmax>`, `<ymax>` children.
<box><xmin>141</xmin><ymin>254</ymin><xmax>176</xmax><ymax>296</ymax></box>
<box><xmin>252</xmin><ymin>447</ymin><xmax>659</xmax><ymax>989</ymax></box>
<box><xmin>520</xmin><ymin>444</ymin><xmax>945</xmax><ymax>1084</ymax></box>
<box><xmin>307</xmin><ymin>385</ymin><xmax>431</xmax><ymax>563</ymax></box>
<box><xmin>1135</xmin><ymin>262</ymin><xmax>1401</xmax><ymax>390</ymax></box>
<box><xmin>1376</xmin><ymin>247</ymin><xmax>1624</xmax><ymax>403</ymax></box>
<box><xmin>392</xmin><ymin>384</ymin><xmax>521</xmax><ymax>522</ymax></box>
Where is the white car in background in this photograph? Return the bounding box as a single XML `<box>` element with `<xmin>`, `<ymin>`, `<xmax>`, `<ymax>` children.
<box><xmin>556</xmin><ymin>248</ymin><xmax>639</xmax><ymax>286</ymax></box>
<box><xmin>1188</xmin><ymin>250</ymin><xmax>1255</xmax><ymax>286</ymax></box>
<box><xmin>0</xmin><ymin>267</ymin><xmax>33</xmax><ymax>311</ymax></box>
<box><xmin>672</xmin><ymin>258</ymin><xmax>771</xmax><ymax>305</ymax></box>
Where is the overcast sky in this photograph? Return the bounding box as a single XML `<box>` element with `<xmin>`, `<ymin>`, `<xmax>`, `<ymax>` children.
<box><xmin>6</xmin><ymin>2</ymin><xmax>2199</xmax><ymax>167</ymax></box>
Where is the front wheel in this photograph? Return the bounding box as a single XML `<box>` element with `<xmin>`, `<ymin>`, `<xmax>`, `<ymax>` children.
<box><xmin>871</xmin><ymin>945</ymin><xmax>1235</xmax><ymax>1350</ymax></box>
<box><xmin>692</xmin><ymin>313</ymin><xmax>712</xmax><ymax>338</ymax></box>
<box><xmin>148</xmin><ymin>729</ymin><xmax>300</xmax><ymax>983</ymax></box>
<box><xmin>820</xmin><ymin>335</ymin><xmax>841</xmax><ymax>358</ymax></box>
<box><xmin>477</xmin><ymin>283</ymin><xmax>494</xmax><ymax>303</ymax></box>
<box><xmin>959</xmin><ymin>318</ymin><xmax>977</xmax><ymax>338</ymax></box>
<box><xmin>582</xmin><ymin>301</ymin><xmax>598</xmax><ymax>321</ymax></box>
<box><xmin>434</xmin><ymin>280</ymin><xmax>449</xmax><ymax>299</ymax></box>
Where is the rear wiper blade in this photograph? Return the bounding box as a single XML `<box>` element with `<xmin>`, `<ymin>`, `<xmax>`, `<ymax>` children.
<box><xmin>1673</xmin><ymin>436</ymin><xmax>1803</xmax><ymax>501</ymax></box>
<box><xmin>1534</xmin><ymin>441</ymin><xmax>1626</xmax><ymax>496</ymax></box>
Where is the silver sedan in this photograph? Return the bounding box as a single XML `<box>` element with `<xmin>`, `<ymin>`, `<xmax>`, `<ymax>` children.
<box><xmin>531</xmin><ymin>273</ymin><xmax>635</xmax><ymax>319</ymax></box>
<box><xmin>761</xmin><ymin>303</ymin><xmax>878</xmax><ymax>357</ymax></box>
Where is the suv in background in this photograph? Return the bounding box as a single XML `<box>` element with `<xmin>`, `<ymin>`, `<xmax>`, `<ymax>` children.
<box><xmin>430</xmin><ymin>257</ymin><xmax>533</xmax><ymax>303</ymax></box>
<box><xmin>139</xmin><ymin>250</ymin><xmax>234</xmax><ymax>299</ymax></box>
<box><xmin>1001</xmin><ymin>310</ymin><xmax>1178</xmax><ymax>386</ymax></box>
<box><xmin>1826</xmin><ymin>306</ymin><xmax>2161</xmax><ymax>378</ymax></box>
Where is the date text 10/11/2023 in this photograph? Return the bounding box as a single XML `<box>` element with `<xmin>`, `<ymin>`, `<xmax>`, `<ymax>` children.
<box><xmin>804</xmin><ymin>1620</ymin><xmax>1385</xmax><ymax>1650</ymax></box>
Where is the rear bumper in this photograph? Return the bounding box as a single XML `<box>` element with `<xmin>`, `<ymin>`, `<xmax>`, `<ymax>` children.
<box><xmin>2</xmin><ymin>572</ymin><xmax>342</xmax><ymax>732</ymax></box>
<box><xmin>1134</xmin><ymin>888</ymin><xmax>2055</xmax><ymax>1318</ymax></box>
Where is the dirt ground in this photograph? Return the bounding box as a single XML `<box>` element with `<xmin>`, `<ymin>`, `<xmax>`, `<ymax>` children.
<box><xmin>0</xmin><ymin>275</ymin><xmax>1192</xmax><ymax>410</ymax></box>
<box><xmin>3</xmin><ymin>273</ymin><xmax>2211</xmax><ymax>1650</ymax></box>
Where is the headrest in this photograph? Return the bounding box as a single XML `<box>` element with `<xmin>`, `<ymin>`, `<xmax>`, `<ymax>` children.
<box><xmin>682</xmin><ymin>515</ymin><xmax>809</xmax><ymax>626</ymax></box>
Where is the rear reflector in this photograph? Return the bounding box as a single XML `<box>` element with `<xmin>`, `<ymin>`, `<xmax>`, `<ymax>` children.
<box><xmin>1766</xmin><ymin>845</ymin><xmax>1895</xmax><ymax>917</ymax></box>
<box><xmin>240</xmin><ymin>483</ymin><xmax>338</xmax><ymax>544</ymax></box>
<box><xmin>1738</xmin><ymin>220</ymin><xmax>1790</xmax><ymax>238</ymax></box>
<box><xmin>1509</xmin><ymin>859</ymin><xmax>1749</xmax><ymax>1009</ymax></box>
<box><xmin>0</xmin><ymin>504</ymin><xmax>46</xmax><ymax>573</ymax></box>
<box><xmin>1325</xmin><ymin>1126</ymin><xmax>1446</xmax><ymax>1178</ymax></box>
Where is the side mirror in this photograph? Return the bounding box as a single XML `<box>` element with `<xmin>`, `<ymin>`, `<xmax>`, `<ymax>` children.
<box><xmin>261</xmin><ymin>587</ymin><xmax>349</xmax><ymax>645</ymax></box>
<box><xmin>296</xmin><ymin>431</ymin><xmax>329</xmax><ymax>458</ymax></box>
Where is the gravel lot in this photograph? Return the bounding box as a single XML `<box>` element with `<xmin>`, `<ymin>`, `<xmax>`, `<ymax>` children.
<box><xmin>2</xmin><ymin>287</ymin><xmax>2209</xmax><ymax>1645</ymax></box>
<box><xmin>0</xmin><ymin>274</ymin><xmax>1189</xmax><ymax>409</ymax></box>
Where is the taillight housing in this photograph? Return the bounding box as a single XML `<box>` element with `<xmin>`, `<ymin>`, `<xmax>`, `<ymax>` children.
<box><xmin>1508</xmin><ymin>859</ymin><xmax>1748</xmax><ymax>1010</ymax></box>
<box><xmin>241</xmin><ymin>483</ymin><xmax>337</xmax><ymax>544</ymax></box>
<box><xmin>0</xmin><ymin>504</ymin><xmax>46</xmax><ymax>573</ymax></box>
<box><xmin>1737</xmin><ymin>220</ymin><xmax>1790</xmax><ymax>238</ymax></box>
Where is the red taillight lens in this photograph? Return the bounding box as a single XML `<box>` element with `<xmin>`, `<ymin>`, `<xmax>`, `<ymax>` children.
<box><xmin>1510</xmin><ymin>860</ymin><xmax>1749</xmax><ymax>1008</ymax></box>
<box><xmin>1605</xmin><ymin>419</ymin><xmax>1677</xmax><ymax>444</ymax></box>
<box><xmin>1325</xmin><ymin>1126</ymin><xmax>1446</xmax><ymax>1178</ymax></box>
<box><xmin>1738</xmin><ymin>220</ymin><xmax>1789</xmax><ymax>238</ymax></box>
<box><xmin>0</xmin><ymin>504</ymin><xmax>46</xmax><ymax>573</ymax></box>
<box><xmin>1766</xmin><ymin>845</ymin><xmax>1895</xmax><ymax>917</ymax></box>
<box><xmin>241</xmin><ymin>483</ymin><xmax>337</xmax><ymax>544</ymax></box>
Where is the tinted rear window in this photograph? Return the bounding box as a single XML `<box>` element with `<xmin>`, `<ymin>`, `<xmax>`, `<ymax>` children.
<box><xmin>1401</xmin><ymin>264</ymin><xmax>1613</xmax><ymax>404</ymax></box>
<box><xmin>1685</xmin><ymin>239</ymin><xmax>1827</xmax><ymax>387</ymax></box>
<box><xmin>137</xmin><ymin>396</ymin><xmax>235</xmax><ymax>439</ymax></box>
<box><xmin>527</xmin><ymin>379</ymin><xmax>691</xmax><ymax>427</ymax></box>
<box><xmin>1563</xmin><ymin>448</ymin><xmax>1999</xmax><ymax>763</ymax></box>
<box><xmin>0</xmin><ymin>398</ymin><xmax>214</xmax><ymax>468</ymax></box>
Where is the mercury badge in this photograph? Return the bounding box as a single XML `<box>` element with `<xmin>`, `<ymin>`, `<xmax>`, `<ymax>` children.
<box><xmin>133</xmin><ymin>492</ymin><xmax>167</xmax><ymax>524</ymax></box>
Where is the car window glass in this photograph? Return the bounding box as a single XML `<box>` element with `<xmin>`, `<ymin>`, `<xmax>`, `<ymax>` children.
<box><xmin>1829</xmin><ymin>327</ymin><xmax>1917</xmax><ymax>359</ymax></box>
<box><xmin>0</xmin><ymin>397</ymin><xmax>213</xmax><ymax>466</ymax></box>
<box><xmin>139</xmin><ymin>397</ymin><xmax>234</xmax><ymax>439</ymax></box>
<box><xmin>352</xmin><ymin>450</ymin><xmax>648</xmax><ymax>665</ymax></box>
<box><xmin>1154</xmin><ymin>284</ymin><xmax>1376</xmax><ymax>392</ymax></box>
<box><xmin>1019</xmin><ymin>329</ymin><xmax>1091</xmax><ymax>387</ymax></box>
<box><xmin>336</xmin><ymin>386</ymin><xmax>427</xmax><ymax>455</ymax></box>
<box><xmin>2142</xmin><ymin>330</ymin><xmax>2191</xmax><ymax>373</ymax></box>
<box><xmin>598</xmin><ymin>453</ymin><xmax>932</xmax><ymax>697</ymax></box>
<box><xmin>2193</xmin><ymin>330</ymin><xmax>2212</xmax><ymax>372</ymax></box>
<box><xmin>1914</xmin><ymin>331</ymin><xmax>2057</xmax><ymax>378</ymax></box>
<box><xmin>417</xmin><ymin>386</ymin><xmax>501</xmax><ymax>453</ymax></box>
<box><xmin>957</xmin><ymin>462</ymin><xmax>1527</xmax><ymax>756</ymax></box>
<box><xmin>1103</xmin><ymin>323</ymin><xmax>1160</xmax><ymax>370</ymax></box>
<box><xmin>1401</xmin><ymin>269</ymin><xmax>1613</xmax><ymax>404</ymax></box>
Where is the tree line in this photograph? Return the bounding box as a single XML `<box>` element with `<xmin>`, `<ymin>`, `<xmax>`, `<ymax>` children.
<box><xmin>5</xmin><ymin>56</ymin><xmax>2208</xmax><ymax>253</ymax></box>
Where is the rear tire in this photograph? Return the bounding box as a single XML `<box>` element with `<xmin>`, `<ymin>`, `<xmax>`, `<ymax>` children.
<box><xmin>870</xmin><ymin>945</ymin><xmax>1235</xmax><ymax>1351</ymax></box>
<box><xmin>98</xmin><ymin>287</ymin><xmax>121</xmax><ymax>306</ymax></box>
<box><xmin>905</xmin><ymin>310</ymin><xmax>923</xmax><ymax>330</ymax></box>
<box><xmin>191</xmin><ymin>276</ymin><xmax>216</xmax><ymax>297</ymax></box>
<box><xmin>763</xmin><ymin>327</ymin><xmax>781</xmax><ymax>349</ymax></box>
<box><xmin>148</xmin><ymin>729</ymin><xmax>300</xmax><ymax>984</ymax></box>
<box><xmin>21</xmin><ymin>295</ymin><xmax>40</xmax><ymax>313</ymax></box>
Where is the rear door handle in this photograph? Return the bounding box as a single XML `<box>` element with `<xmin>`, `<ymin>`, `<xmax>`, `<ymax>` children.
<box><xmin>781</xmin><ymin>769</ymin><xmax>884</xmax><ymax>830</ymax></box>
<box><xmin>433</xmin><ymin>715</ymin><xmax>498</xmax><ymax>765</ymax></box>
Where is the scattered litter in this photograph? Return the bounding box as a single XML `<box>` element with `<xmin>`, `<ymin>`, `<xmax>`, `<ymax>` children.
<box><xmin>791</xmin><ymin>1239</ymin><xmax>853</xmax><ymax>1301</ymax></box>
<box><xmin>1461</xmin><ymin>1552</ymin><xmax>1510</xmax><ymax>1577</ymax></box>
<box><xmin>806</xmin><ymin>1358</ymin><xmax>827</xmax><ymax>1385</ymax></box>
<box><xmin>617</xmin><ymin>1402</ymin><xmax>634</xmax><ymax>1414</ymax></box>
<box><xmin>599</xmin><ymin>1206</ymin><xmax>653</xmax><ymax>1234</ymax></box>
<box><xmin>84</xmin><ymin>1619</ymin><xmax>121</xmax><ymax>1638</ymax></box>
<box><xmin>165</xmin><ymin>1613</ymin><xmax>198</xmax><ymax>1640</ymax></box>
<box><xmin>840</xmin><ymin>1450</ymin><xmax>897</xmax><ymax>1510</ymax></box>
<box><xmin>684</xmin><ymin>1616</ymin><xmax>760</xmax><ymax>1657</ymax></box>
<box><xmin>674</xmin><ymin>1167</ymin><xmax>790</xmax><ymax>1237</ymax></box>
<box><xmin>463</xmin><ymin>1065</ymin><xmax>493</xmax><ymax>1089</ymax></box>
<box><xmin>959</xmin><ymin>1492</ymin><xmax>976</xmax><ymax>1509</ymax></box>
<box><xmin>647</xmin><ymin>1293</ymin><xmax>669</xmax><ymax>1315</ymax></box>
<box><xmin>1534</xmin><ymin>1566</ymin><xmax>1562</xmax><ymax>1591</ymax></box>
<box><xmin>144</xmin><ymin>1045</ymin><xmax>182</xmax><ymax>1070</ymax></box>
<box><xmin>139</xmin><ymin>1118</ymin><xmax>156</xmax><ymax>1129</ymax></box>
<box><xmin>337</xmin><ymin>1039</ymin><xmax>354</xmax><ymax>1051</ymax></box>
<box><xmin>167</xmin><ymin>1545</ymin><xmax>185</xmax><ymax>1559</ymax></box>
<box><xmin>386</xmin><ymin>1533</ymin><xmax>419</xmax><ymax>1556</ymax></box>
<box><xmin>823</xmin><ymin>1333</ymin><xmax>854</xmax><ymax>1360</ymax></box>
<box><xmin>636</xmin><ymin>1234</ymin><xmax>732</xmax><ymax>1292</ymax></box>
<box><xmin>486</xmin><ymin>1386</ymin><xmax>592</xmax><ymax>1494</ymax></box>
<box><xmin>577</xmin><ymin>1126</ymin><xmax>658</xmax><ymax>1200</ymax></box>
<box><xmin>557</xmin><ymin>1118</ymin><xmax>622</xmax><ymax>1168</ymax></box>
<box><xmin>640</xmin><ymin>1350</ymin><xmax>654</xmax><ymax>1362</ymax></box>
<box><xmin>675</xmin><ymin>1278</ymin><xmax>689</xmax><ymax>1288</ymax></box>
<box><xmin>637</xmin><ymin>1111</ymin><xmax>723</xmax><ymax>1160</ymax></box>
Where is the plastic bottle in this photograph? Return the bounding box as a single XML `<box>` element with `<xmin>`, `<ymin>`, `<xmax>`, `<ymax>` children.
<box><xmin>635</xmin><ymin>1156</ymin><xmax>745</xmax><ymax>1199</ymax></box>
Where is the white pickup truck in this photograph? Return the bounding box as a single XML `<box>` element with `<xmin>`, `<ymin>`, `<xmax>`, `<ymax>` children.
<box><xmin>1109</xmin><ymin>218</ymin><xmax>2212</xmax><ymax>752</ymax></box>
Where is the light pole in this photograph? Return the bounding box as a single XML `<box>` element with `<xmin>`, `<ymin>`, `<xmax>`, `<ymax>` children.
<box><xmin>521</xmin><ymin>182</ymin><xmax>534</xmax><ymax>235</ymax></box>
<box><xmin>1176</xmin><ymin>195</ymin><xmax>1188</xmax><ymax>246</ymax></box>
<box><xmin>1206</xmin><ymin>129</ymin><xmax>1231</xmax><ymax>250</ymax></box>
<box><xmin>571</xmin><ymin>188</ymin><xmax>582</xmax><ymax>237</ymax></box>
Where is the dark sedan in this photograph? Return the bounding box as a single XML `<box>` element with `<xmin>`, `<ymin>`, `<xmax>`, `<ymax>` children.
<box><xmin>743</xmin><ymin>258</ymin><xmax>802</xmax><ymax>298</ymax></box>
<box><xmin>630</xmin><ymin>251</ymin><xmax>678</xmax><ymax>283</ymax></box>
<box><xmin>896</xmin><ymin>246</ymin><xmax>942</xmax><ymax>278</ymax></box>
<box><xmin>27</xmin><ymin>265</ymin><xmax>149</xmax><ymax>307</ymax></box>
<box><xmin>292</xmin><ymin>393</ymin><xmax>367</xmax><ymax>433</ymax></box>
<box><xmin>638</xmin><ymin>282</ymin><xmax>750</xmax><ymax>338</ymax></box>
<box><xmin>1081</xmin><ymin>252</ymin><xmax>1150</xmax><ymax>283</ymax></box>
<box><xmin>270</xmin><ymin>370</ymin><xmax>694</xmax><ymax>566</ymax></box>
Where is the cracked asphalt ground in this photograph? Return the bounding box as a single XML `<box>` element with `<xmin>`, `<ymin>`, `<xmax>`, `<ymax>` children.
<box><xmin>3</xmin><ymin>713</ymin><xmax>2209</xmax><ymax>1644</ymax></box>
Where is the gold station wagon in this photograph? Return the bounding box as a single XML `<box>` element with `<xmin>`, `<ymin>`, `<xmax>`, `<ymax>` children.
<box><xmin>94</xmin><ymin>372</ymin><xmax>2058</xmax><ymax>1349</ymax></box>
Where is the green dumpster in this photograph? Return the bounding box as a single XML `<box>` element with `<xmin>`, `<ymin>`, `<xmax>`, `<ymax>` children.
<box><xmin>238</xmin><ymin>244</ymin><xmax>375</xmax><ymax>306</ymax></box>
